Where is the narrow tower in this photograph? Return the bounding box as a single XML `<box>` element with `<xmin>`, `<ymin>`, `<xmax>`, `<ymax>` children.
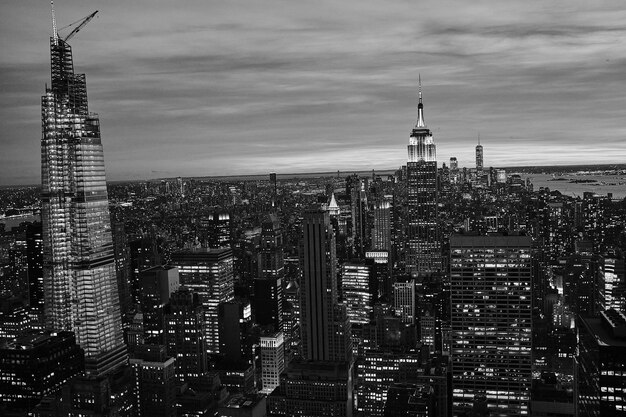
<box><xmin>41</xmin><ymin>7</ymin><xmax>126</xmax><ymax>377</ymax></box>
<box><xmin>475</xmin><ymin>134</ymin><xmax>484</xmax><ymax>179</ymax></box>
<box><xmin>406</xmin><ymin>77</ymin><xmax>442</xmax><ymax>275</ymax></box>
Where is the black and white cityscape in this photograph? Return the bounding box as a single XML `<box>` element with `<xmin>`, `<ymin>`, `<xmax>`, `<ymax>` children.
<box><xmin>1</xmin><ymin>1</ymin><xmax>626</xmax><ymax>417</ymax></box>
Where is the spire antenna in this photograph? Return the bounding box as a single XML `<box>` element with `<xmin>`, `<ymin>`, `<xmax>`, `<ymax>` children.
<box><xmin>51</xmin><ymin>0</ymin><xmax>58</xmax><ymax>44</ymax></box>
<box><xmin>418</xmin><ymin>74</ymin><xmax>422</xmax><ymax>103</ymax></box>
<box><xmin>478</xmin><ymin>132</ymin><xmax>480</xmax><ymax>145</ymax></box>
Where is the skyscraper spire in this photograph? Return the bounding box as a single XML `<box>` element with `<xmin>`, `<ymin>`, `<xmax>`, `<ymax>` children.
<box><xmin>418</xmin><ymin>74</ymin><xmax>422</xmax><ymax>103</ymax></box>
<box><xmin>416</xmin><ymin>75</ymin><xmax>425</xmax><ymax>128</ymax></box>
<box><xmin>50</xmin><ymin>0</ymin><xmax>58</xmax><ymax>44</ymax></box>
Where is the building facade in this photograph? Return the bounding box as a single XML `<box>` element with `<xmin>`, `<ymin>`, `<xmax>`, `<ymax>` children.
<box><xmin>41</xmin><ymin>29</ymin><xmax>126</xmax><ymax>377</ymax></box>
<box><xmin>406</xmin><ymin>81</ymin><xmax>441</xmax><ymax>275</ymax></box>
<box><xmin>171</xmin><ymin>248</ymin><xmax>234</xmax><ymax>354</ymax></box>
<box><xmin>450</xmin><ymin>235</ymin><xmax>533</xmax><ymax>416</ymax></box>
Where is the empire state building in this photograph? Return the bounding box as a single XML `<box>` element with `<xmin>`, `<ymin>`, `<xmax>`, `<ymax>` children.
<box><xmin>406</xmin><ymin>79</ymin><xmax>442</xmax><ymax>275</ymax></box>
<box><xmin>41</xmin><ymin>11</ymin><xmax>127</xmax><ymax>377</ymax></box>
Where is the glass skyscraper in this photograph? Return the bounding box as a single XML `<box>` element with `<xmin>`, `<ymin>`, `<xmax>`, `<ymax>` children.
<box><xmin>41</xmin><ymin>34</ymin><xmax>126</xmax><ymax>377</ymax></box>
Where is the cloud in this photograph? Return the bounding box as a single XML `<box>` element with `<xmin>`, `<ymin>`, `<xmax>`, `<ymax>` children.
<box><xmin>1</xmin><ymin>0</ymin><xmax>626</xmax><ymax>185</ymax></box>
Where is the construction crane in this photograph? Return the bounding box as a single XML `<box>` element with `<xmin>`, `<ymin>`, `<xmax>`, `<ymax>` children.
<box><xmin>61</xmin><ymin>10</ymin><xmax>99</xmax><ymax>42</ymax></box>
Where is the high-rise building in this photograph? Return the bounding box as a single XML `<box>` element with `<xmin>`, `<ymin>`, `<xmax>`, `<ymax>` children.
<box><xmin>300</xmin><ymin>210</ymin><xmax>351</xmax><ymax>362</ymax></box>
<box><xmin>475</xmin><ymin>136</ymin><xmax>484</xmax><ymax>177</ymax></box>
<box><xmin>599</xmin><ymin>255</ymin><xmax>626</xmax><ymax>312</ymax></box>
<box><xmin>26</xmin><ymin>222</ymin><xmax>44</xmax><ymax>315</ymax></box>
<box><xmin>254</xmin><ymin>214</ymin><xmax>284</xmax><ymax>332</ymax></box>
<box><xmin>113</xmin><ymin>221</ymin><xmax>133</xmax><ymax>319</ymax></box>
<box><xmin>351</xmin><ymin>179</ymin><xmax>370</xmax><ymax>257</ymax></box>
<box><xmin>449</xmin><ymin>157</ymin><xmax>459</xmax><ymax>184</ymax></box>
<box><xmin>267</xmin><ymin>361</ymin><xmax>354</xmax><ymax>417</ymax></box>
<box><xmin>164</xmin><ymin>286</ymin><xmax>207</xmax><ymax>382</ymax></box>
<box><xmin>406</xmin><ymin>79</ymin><xmax>441</xmax><ymax>275</ymax></box>
<box><xmin>393</xmin><ymin>279</ymin><xmax>415</xmax><ymax>324</ymax></box>
<box><xmin>260</xmin><ymin>331</ymin><xmax>285</xmax><ymax>394</ymax></box>
<box><xmin>371</xmin><ymin>198</ymin><xmax>392</xmax><ymax>252</ymax></box>
<box><xmin>341</xmin><ymin>262</ymin><xmax>373</xmax><ymax>325</ymax></box>
<box><xmin>130</xmin><ymin>345</ymin><xmax>177</xmax><ymax>417</ymax></box>
<box><xmin>218</xmin><ymin>299</ymin><xmax>254</xmax><ymax>366</ymax></box>
<box><xmin>40</xmin><ymin>14</ymin><xmax>126</xmax><ymax>377</ymax></box>
<box><xmin>0</xmin><ymin>331</ymin><xmax>84</xmax><ymax>414</ymax></box>
<box><xmin>450</xmin><ymin>235</ymin><xmax>532</xmax><ymax>416</ymax></box>
<box><xmin>140</xmin><ymin>266</ymin><xmax>180</xmax><ymax>344</ymax></box>
<box><xmin>576</xmin><ymin>309</ymin><xmax>626</xmax><ymax>417</ymax></box>
<box><xmin>171</xmin><ymin>248</ymin><xmax>234</xmax><ymax>354</ymax></box>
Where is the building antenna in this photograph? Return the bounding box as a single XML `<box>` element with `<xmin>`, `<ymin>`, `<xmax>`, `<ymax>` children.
<box><xmin>418</xmin><ymin>74</ymin><xmax>422</xmax><ymax>103</ymax></box>
<box><xmin>51</xmin><ymin>0</ymin><xmax>58</xmax><ymax>44</ymax></box>
<box><xmin>478</xmin><ymin>132</ymin><xmax>480</xmax><ymax>145</ymax></box>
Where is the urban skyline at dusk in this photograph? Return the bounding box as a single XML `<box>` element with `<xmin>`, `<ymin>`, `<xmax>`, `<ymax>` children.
<box><xmin>2</xmin><ymin>0</ymin><xmax>626</xmax><ymax>185</ymax></box>
<box><xmin>2</xmin><ymin>2</ymin><xmax>626</xmax><ymax>415</ymax></box>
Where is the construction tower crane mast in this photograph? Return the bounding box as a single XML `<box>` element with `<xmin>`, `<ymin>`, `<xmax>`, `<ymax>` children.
<box><xmin>63</xmin><ymin>10</ymin><xmax>99</xmax><ymax>42</ymax></box>
<box><xmin>50</xmin><ymin>1</ymin><xmax>98</xmax><ymax>43</ymax></box>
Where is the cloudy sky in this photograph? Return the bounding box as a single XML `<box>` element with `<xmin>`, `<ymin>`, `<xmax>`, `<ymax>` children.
<box><xmin>1</xmin><ymin>0</ymin><xmax>625</xmax><ymax>185</ymax></box>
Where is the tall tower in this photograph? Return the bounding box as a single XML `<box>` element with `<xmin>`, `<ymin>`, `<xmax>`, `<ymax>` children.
<box><xmin>450</xmin><ymin>235</ymin><xmax>532</xmax><ymax>416</ymax></box>
<box><xmin>254</xmin><ymin>214</ymin><xmax>285</xmax><ymax>332</ymax></box>
<box><xmin>171</xmin><ymin>248</ymin><xmax>234</xmax><ymax>354</ymax></box>
<box><xmin>300</xmin><ymin>210</ymin><xmax>351</xmax><ymax>362</ymax></box>
<box><xmin>475</xmin><ymin>135</ymin><xmax>484</xmax><ymax>178</ymax></box>
<box><xmin>406</xmin><ymin>77</ymin><xmax>441</xmax><ymax>275</ymax></box>
<box><xmin>41</xmin><ymin>9</ymin><xmax>126</xmax><ymax>377</ymax></box>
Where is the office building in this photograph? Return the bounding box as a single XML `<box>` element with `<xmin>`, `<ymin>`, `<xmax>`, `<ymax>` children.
<box><xmin>254</xmin><ymin>214</ymin><xmax>284</xmax><ymax>332</ymax></box>
<box><xmin>26</xmin><ymin>222</ymin><xmax>44</xmax><ymax>315</ymax></box>
<box><xmin>0</xmin><ymin>331</ymin><xmax>83</xmax><ymax>414</ymax></box>
<box><xmin>140</xmin><ymin>266</ymin><xmax>180</xmax><ymax>344</ymax></box>
<box><xmin>130</xmin><ymin>345</ymin><xmax>177</xmax><ymax>417</ymax></box>
<box><xmin>260</xmin><ymin>331</ymin><xmax>285</xmax><ymax>394</ymax></box>
<box><xmin>394</xmin><ymin>279</ymin><xmax>416</xmax><ymax>324</ymax></box>
<box><xmin>577</xmin><ymin>309</ymin><xmax>626</xmax><ymax>416</ymax></box>
<box><xmin>164</xmin><ymin>286</ymin><xmax>207</xmax><ymax>382</ymax></box>
<box><xmin>300</xmin><ymin>210</ymin><xmax>351</xmax><ymax>362</ymax></box>
<box><xmin>406</xmin><ymin>79</ymin><xmax>441</xmax><ymax>275</ymax></box>
<box><xmin>450</xmin><ymin>235</ymin><xmax>532</xmax><ymax>416</ymax></box>
<box><xmin>267</xmin><ymin>361</ymin><xmax>353</xmax><ymax>417</ymax></box>
<box><xmin>171</xmin><ymin>248</ymin><xmax>234</xmax><ymax>354</ymax></box>
<box><xmin>218</xmin><ymin>299</ymin><xmax>254</xmax><ymax>366</ymax></box>
<box><xmin>40</xmin><ymin>11</ymin><xmax>126</xmax><ymax>377</ymax></box>
<box><xmin>372</xmin><ymin>198</ymin><xmax>392</xmax><ymax>252</ymax></box>
<box><xmin>341</xmin><ymin>262</ymin><xmax>373</xmax><ymax>325</ymax></box>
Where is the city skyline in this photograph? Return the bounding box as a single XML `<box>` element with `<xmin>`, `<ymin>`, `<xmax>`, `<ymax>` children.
<box><xmin>2</xmin><ymin>1</ymin><xmax>626</xmax><ymax>186</ymax></box>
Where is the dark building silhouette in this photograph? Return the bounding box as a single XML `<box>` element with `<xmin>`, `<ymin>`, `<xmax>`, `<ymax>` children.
<box><xmin>300</xmin><ymin>210</ymin><xmax>351</xmax><ymax>362</ymax></box>
<box><xmin>577</xmin><ymin>309</ymin><xmax>626</xmax><ymax>416</ymax></box>
<box><xmin>26</xmin><ymin>222</ymin><xmax>43</xmax><ymax>315</ymax></box>
<box><xmin>0</xmin><ymin>331</ymin><xmax>83</xmax><ymax>414</ymax></box>
<box><xmin>130</xmin><ymin>345</ymin><xmax>177</xmax><ymax>417</ymax></box>
<box><xmin>164</xmin><ymin>286</ymin><xmax>207</xmax><ymax>383</ymax></box>
<box><xmin>140</xmin><ymin>266</ymin><xmax>180</xmax><ymax>344</ymax></box>
<box><xmin>254</xmin><ymin>214</ymin><xmax>284</xmax><ymax>332</ymax></box>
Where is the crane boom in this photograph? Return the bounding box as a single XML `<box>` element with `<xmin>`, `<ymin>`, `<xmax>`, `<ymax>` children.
<box><xmin>63</xmin><ymin>10</ymin><xmax>98</xmax><ymax>42</ymax></box>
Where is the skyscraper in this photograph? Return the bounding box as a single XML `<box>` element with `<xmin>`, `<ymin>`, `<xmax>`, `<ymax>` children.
<box><xmin>40</xmin><ymin>11</ymin><xmax>126</xmax><ymax>377</ymax></box>
<box><xmin>476</xmin><ymin>135</ymin><xmax>484</xmax><ymax>177</ymax></box>
<box><xmin>171</xmin><ymin>248</ymin><xmax>234</xmax><ymax>354</ymax></box>
<box><xmin>406</xmin><ymin>78</ymin><xmax>441</xmax><ymax>275</ymax></box>
<box><xmin>450</xmin><ymin>235</ymin><xmax>532</xmax><ymax>416</ymax></box>
<box><xmin>300</xmin><ymin>210</ymin><xmax>351</xmax><ymax>362</ymax></box>
<box><xmin>254</xmin><ymin>214</ymin><xmax>284</xmax><ymax>332</ymax></box>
